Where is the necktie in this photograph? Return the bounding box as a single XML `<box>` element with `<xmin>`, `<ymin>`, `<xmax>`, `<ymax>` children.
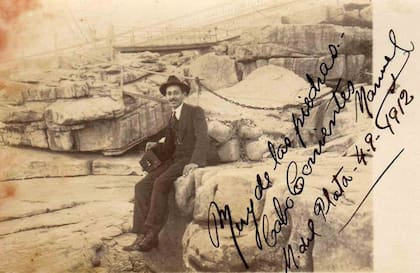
<box><xmin>170</xmin><ymin>111</ymin><xmax>178</xmax><ymax>129</ymax></box>
<box><xmin>169</xmin><ymin>111</ymin><xmax>180</xmax><ymax>144</ymax></box>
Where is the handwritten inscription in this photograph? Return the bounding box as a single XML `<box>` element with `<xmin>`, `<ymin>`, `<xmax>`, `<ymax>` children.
<box><xmin>207</xmin><ymin>29</ymin><xmax>414</xmax><ymax>273</ymax></box>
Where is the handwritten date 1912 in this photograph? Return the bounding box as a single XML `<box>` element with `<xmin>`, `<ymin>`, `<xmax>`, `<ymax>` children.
<box><xmin>373</xmin><ymin>29</ymin><xmax>414</xmax><ymax>134</ymax></box>
<box><xmin>376</xmin><ymin>87</ymin><xmax>414</xmax><ymax>135</ymax></box>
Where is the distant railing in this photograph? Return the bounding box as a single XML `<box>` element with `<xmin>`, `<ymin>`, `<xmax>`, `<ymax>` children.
<box><xmin>0</xmin><ymin>0</ymin><xmax>337</xmax><ymax>66</ymax></box>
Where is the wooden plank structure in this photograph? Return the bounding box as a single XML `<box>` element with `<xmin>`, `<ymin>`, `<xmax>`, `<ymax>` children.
<box><xmin>114</xmin><ymin>42</ymin><xmax>220</xmax><ymax>54</ymax></box>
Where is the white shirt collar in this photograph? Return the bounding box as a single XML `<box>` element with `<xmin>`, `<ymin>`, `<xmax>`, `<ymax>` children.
<box><xmin>173</xmin><ymin>103</ymin><xmax>184</xmax><ymax>119</ymax></box>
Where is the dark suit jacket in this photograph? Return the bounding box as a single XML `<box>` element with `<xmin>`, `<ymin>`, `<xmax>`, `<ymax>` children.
<box><xmin>152</xmin><ymin>103</ymin><xmax>210</xmax><ymax>167</ymax></box>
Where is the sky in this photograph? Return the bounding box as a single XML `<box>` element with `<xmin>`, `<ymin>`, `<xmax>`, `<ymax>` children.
<box><xmin>1</xmin><ymin>0</ymin><xmax>354</xmax><ymax>61</ymax></box>
<box><xmin>0</xmin><ymin>0</ymin><xmax>234</xmax><ymax>61</ymax></box>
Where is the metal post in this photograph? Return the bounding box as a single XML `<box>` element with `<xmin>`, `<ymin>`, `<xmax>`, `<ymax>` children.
<box><xmin>131</xmin><ymin>27</ymin><xmax>135</xmax><ymax>45</ymax></box>
<box><xmin>53</xmin><ymin>30</ymin><xmax>61</xmax><ymax>68</ymax></box>
<box><xmin>108</xmin><ymin>24</ymin><xmax>114</xmax><ymax>62</ymax></box>
<box><xmin>93</xmin><ymin>28</ymin><xmax>97</xmax><ymax>51</ymax></box>
<box><xmin>110</xmin><ymin>64</ymin><xmax>124</xmax><ymax>100</ymax></box>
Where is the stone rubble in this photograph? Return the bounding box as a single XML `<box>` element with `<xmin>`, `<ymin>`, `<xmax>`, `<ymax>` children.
<box><xmin>0</xmin><ymin>21</ymin><xmax>371</xmax><ymax>159</ymax></box>
<box><xmin>0</xmin><ymin>5</ymin><xmax>373</xmax><ymax>271</ymax></box>
<box><xmin>178</xmin><ymin>156</ymin><xmax>372</xmax><ymax>272</ymax></box>
<box><xmin>0</xmin><ymin>153</ymin><xmax>372</xmax><ymax>273</ymax></box>
<box><xmin>189</xmin><ymin>53</ymin><xmax>239</xmax><ymax>91</ymax></box>
<box><xmin>0</xmin><ymin>175</ymin><xmax>143</xmax><ymax>273</ymax></box>
<box><xmin>0</xmin><ymin>146</ymin><xmax>143</xmax><ymax>182</ymax></box>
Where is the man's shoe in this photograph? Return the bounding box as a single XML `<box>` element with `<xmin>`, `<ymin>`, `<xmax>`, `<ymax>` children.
<box><xmin>122</xmin><ymin>234</ymin><xmax>145</xmax><ymax>251</ymax></box>
<box><xmin>137</xmin><ymin>232</ymin><xmax>159</xmax><ymax>252</ymax></box>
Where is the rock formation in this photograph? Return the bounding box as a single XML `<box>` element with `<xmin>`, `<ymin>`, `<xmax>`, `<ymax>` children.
<box><xmin>0</xmin><ymin>3</ymin><xmax>373</xmax><ymax>271</ymax></box>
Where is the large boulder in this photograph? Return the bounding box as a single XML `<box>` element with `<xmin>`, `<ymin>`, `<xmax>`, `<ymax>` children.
<box><xmin>238</xmin><ymin>123</ymin><xmax>263</xmax><ymax>139</ymax></box>
<box><xmin>230</xmin><ymin>43</ymin><xmax>300</xmax><ymax>62</ymax></box>
<box><xmin>175</xmin><ymin>166</ymin><xmax>224</xmax><ymax>217</ymax></box>
<box><xmin>0</xmin><ymin>122</ymin><xmax>48</xmax><ymax>149</ymax></box>
<box><xmin>8</xmin><ymin>68</ymin><xmax>79</xmax><ymax>84</ymax></box>
<box><xmin>0</xmin><ymin>123</ymin><xmax>29</xmax><ymax>146</ymax></box>
<box><xmin>160</xmin><ymin>52</ymin><xmax>183</xmax><ymax>65</ymax></box>
<box><xmin>55</xmin><ymin>80</ymin><xmax>89</xmax><ymax>98</ymax></box>
<box><xmin>88</xmin><ymin>82</ymin><xmax>119</xmax><ymax>98</ymax></box>
<box><xmin>212</xmin><ymin>175</ymin><xmax>264</xmax><ymax>221</ymax></box>
<box><xmin>130</xmin><ymin>51</ymin><xmax>161</xmax><ymax>64</ymax></box>
<box><xmin>185</xmin><ymin>65</ymin><xmax>331</xmax><ymax>141</ymax></box>
<box><xmin>0</xmin><ymin>146</ymin><xmax>91</xmax><ymax>181</ymax></box>
<box><xmin>0</xmin><ymin>102</ymin><xmax>48</xmax><ymax>123</ymax></box>
<box><xmin>181</xmin><ymin>154</ymin><xmax>373</xmax><ymax>272</ymax></box>
<box><xmin>192</xmin><ymin>167</ymin><xmax>268</xmax><ymax>223</ymax></box>
<box><xmin>25</xmin><ymin>128</ymin><xmax>49</xmax><ymax>148</ymax></box>
<box><xmin>269</xmin><ymin>57</ymin><xmax>321</xmax><ymax>80</ymax></box>
<box><xmin>189</xmin><ymin>53</ymin><xmax>239</xmax><ymax>91</ymax></box>
<box><xmin>107</xmin><ymin>63</ymin><xmax>165</xmax><ymax>84</ymax></box>
<box><xmin>0</xmin><ymin>174</ymin><xmax>140</xmax><ymax>273</ymax></box>
<box><xmin>236</xmin><ymin>61</ymin><xmax>257</xmax><ymax>80</ymax></box>
<box><xmin>323</xmin><ymin>6</ymin><xmax>372</xmax><ymax>28</ymax></box>
<box><xmin>8</xmin><ymin>69</ymin><xmax>49</xmax><ymax>83</ymax></box>
<box><xmin>245</xmin><ymin>137</ymin><xmax>268</xmax><ymax>161</ymax></box>
<box><xmin>268</xmin><ymin>57</ymin><xmax>296</xmax><ymax>72</ymax></box>
<box><xmin>207</xmin><ymin>120</ymin><xmax>234</xmax><ymax>143</ymax></box>
<box><xmin>217</xmin><ymin>138</ymin><xmax>241</xmax><ymax>162</ymax></box>
<box><xmin>212</xmin><ymin>43</ymin><xmax>228</xmax><ymax>55</ymax></box>
<box><xmin>0</xmin><ymin>80</ymin><xmax>28</xmax><ymax>105</ymax></box>
<box><xmin>92</xmin><ymin>157</ymin><xmax>143</xmax><ymax>176</ymax></box>
<box><xmin>75</xmin><ymin>102</ymin><xmax>170</xmax><ymax>153</ymax></box>
<box><xmin>316</xmin><ymin>87</ymin><xmax>373</xmax><ymax>143</ymax></box>
<box><xmin>319</xmin><ymin>54</ymin><xmax>347</xmax><ymax>79</ymax></box>
<box><xmin>255</xmin><ymin>59</ymin><xmax>268</xmax><ymax>68</ymax></box>
<box><xmin>22</xmin><ymin>85</ymin><xmax>58</xmax><ymax>102</ymax></box>
<box><xmin>252</xmin><ymin>181</ymin><xmax>294</xmax><ymax>272</ymax></box>
<box><xmin>282</xmin><ymin>173</ymin><xmax>373</xmax><ymax>272</ymax></box>
<box><xmin>1</xmin><ymin>78</ymin><xmax>89</xmax><ymax>104</ymax></box>
<box><xmin>182</xmin><ymin>164</ymin><xmax>279</xmax><ymax>271</ymax></box>
<box><xmin>46</xmin><ymin>130</ymin><xmax>74</xmax><ymax>151</ymax></box>
<box><xmin>346</xmin><ymin>54</ymin><xmax>367</xmax><ymax>81</ymax></box>
<box><xmin>267</xmin><ymin>53</ymin><xmax>369</xmax><ymax>86</ymax></box>
<box><xmin>230</xmin><ymin>24</ymin><xmax>372</xmax><ymax>60</ymax></box>
<box><xmin>183</xmin><ymin>222</ymin><xmax>258</xmax><ymax>271</ymax></box>
<box><xmin>174</xmin><ymin>172</ymin><xmax>197</xmax><ymax>217</ymax></box>
<box><xmin>360</xmin><ymin>6</ymin><xmax>372</xmax><ymax>22</ymax></box>
<box><xmin>0</xmin><ymin>145</ymin><xmax>146</xmax><ymax>181</ymax></box>
<box><xmin>269</xmin><ymin>55</ymin><xmax>352</xmax><ymax>80</ymax></box>
<box><xmin>45</xmin><ymin>97</ymin><xmax>125</xmax><ymax>126</ymax></box>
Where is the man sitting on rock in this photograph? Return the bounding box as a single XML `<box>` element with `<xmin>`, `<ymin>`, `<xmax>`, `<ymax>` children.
<box><xmin>123</xmin><ymin>75</ymin><xmax>209</xmax><ymax>252</ymax></box>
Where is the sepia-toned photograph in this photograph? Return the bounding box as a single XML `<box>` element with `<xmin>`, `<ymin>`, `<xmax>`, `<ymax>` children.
<box><xmin>1</xmin><ymin>0</ymin><xmax>418</xmax><ymax>272</ymax></box>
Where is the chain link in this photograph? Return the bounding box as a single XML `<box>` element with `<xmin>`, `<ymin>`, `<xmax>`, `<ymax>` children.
<box><xmin>195</xmin><ymin>78</ymin><xmax>314</xmax><ymax>111</ymax></box>
<box><xmin>196</xmin><ymin>78</ymin><xmax>287</xmax><ymax>111</ymax></box>
<box><xmin>195</xmin><ymin>78</ymin><xmax>333</xmax><ymax>112</ymax></box>
<box><xmin>119</xmin><ymin>68</ymin><xmax>330</xmax><ymax>111</ymax></box>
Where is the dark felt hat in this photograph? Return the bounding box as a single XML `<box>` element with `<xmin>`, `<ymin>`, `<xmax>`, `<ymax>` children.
<box><xmin>159</xmin><ymin>75</ymin><xmax>190</xmax><ymax>96</ymax></box>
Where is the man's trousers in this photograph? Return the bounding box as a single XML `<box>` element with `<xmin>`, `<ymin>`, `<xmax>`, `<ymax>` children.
<box><xmin>132</xmin><ymin>157</ymin><xmax>189</xmax><ymax>235</ymax></box>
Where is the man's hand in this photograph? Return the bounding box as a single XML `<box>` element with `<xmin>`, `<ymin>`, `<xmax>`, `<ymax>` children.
<box><xmin>183</xmin><ymin>163</ymin><xmax>198</xmax><ymax>177</ymax></box>
<box><xmin>145</xmin><ymin>142</ymin><xmax>158</xmax><ymax>152</ymax></box>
